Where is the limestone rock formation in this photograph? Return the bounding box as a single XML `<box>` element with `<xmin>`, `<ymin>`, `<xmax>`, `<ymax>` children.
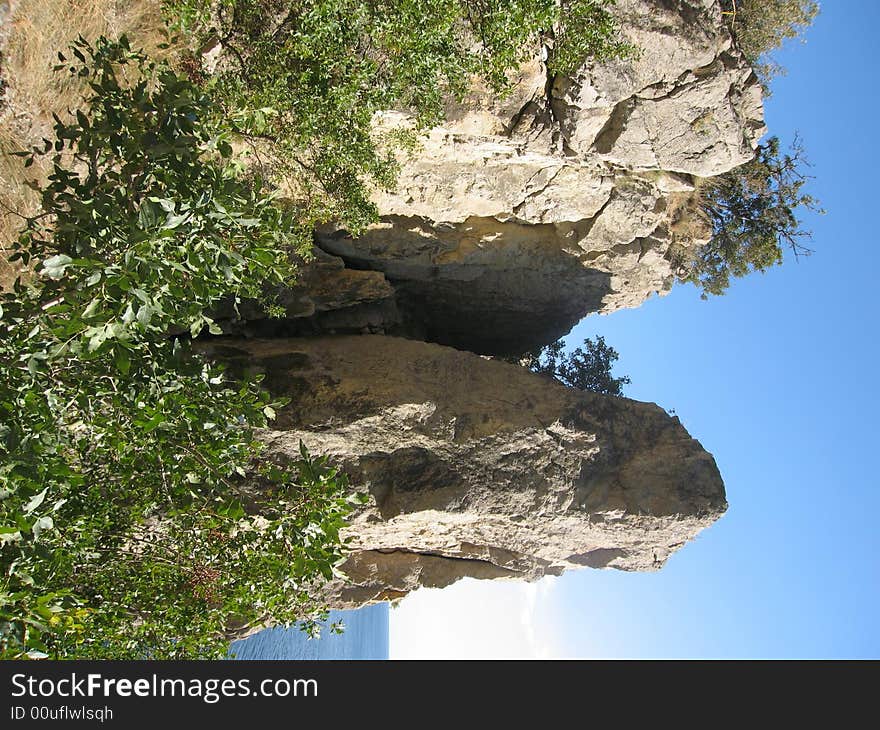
<box><xmin>230</xmin><ymin>0</ymin><xmax>765</xmax><ymax>356</ymax></box>
<box><xmin>207</xmin><ymin>1</ymin><xmax>743</xmax><ymax>613</ymax></box>
<box><xmin>204</xmin><ymin>336</ymin><xmax>727</xmax><ymax>609</ymax></box>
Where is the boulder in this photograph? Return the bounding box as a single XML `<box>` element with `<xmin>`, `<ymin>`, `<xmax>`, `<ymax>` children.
<box><xmin>204</xmin><ymin>336</ymin><xmax>727</xmax><ymax>608</ymax></box>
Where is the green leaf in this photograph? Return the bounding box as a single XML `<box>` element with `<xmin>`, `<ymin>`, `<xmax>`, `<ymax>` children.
<box><xmin>136</xmin><ymin>304</ymin><xmax>152</xmax><ymax>327</ymax></box>
<box><xmin>164</xmin><ymin>213</ymin><xmax>189</xmax><ymax>229</ymax></box>
<box><xmin>83</xmin><ymin>299</ymin><xmax>100</xmax><ymax>318</ymax></box>
<box><xmin>24</xmin><ymin>488</ymin><xmax>48</xmax><ymax>515</ymax></box>
<box><xmin>140</xmin><ymin>412</ymin><xmax>165</xmax><ymax>433</ymax></box>
<box><xmin>149</xmin><ymin>197</ymin><xmax>176</xmax><ymax>213</ymax></box>
<box><xmin>115</xmin><ymin>348</ymin><xmax>131</xmax><ymax>375</ymax></box>
<box><xmin>32</xmin><ymin>516</ymin><xmax>54</xmax><ymax>539</ymax></box>
<box><xmin>41</xmin><ymin>254</ymin><xmax>73</xmax><ymax>279</ymax></box>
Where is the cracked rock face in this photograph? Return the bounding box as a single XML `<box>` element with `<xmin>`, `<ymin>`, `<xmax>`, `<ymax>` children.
<box><xmin>205</xmin><ymin>336</ymin><xmax>727</xmax><ymax>609</ymax></box>
<box><xmin>230</xmin><ymin>0</ymin><xmax>765</xmax><ymax>355</ymax></box>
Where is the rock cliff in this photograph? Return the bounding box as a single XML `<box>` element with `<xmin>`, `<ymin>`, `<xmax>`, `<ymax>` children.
<box><xmin>227</xmin><ymin>0</ymin><xmax>764</xmax><ymax>356</ymax></box>
<box><xmin>204</xmin><ymin>336</ymin><xmax>727</xmax><ymax>608</ymax></box>
<box><xmin>205</xmin><ymin>0</ymin><xmax>757</xmax><ymax>608</ymax></box>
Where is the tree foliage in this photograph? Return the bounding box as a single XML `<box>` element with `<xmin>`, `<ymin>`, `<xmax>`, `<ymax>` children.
<box><xmin>678</xmin><ymin>135</ymin><xmax>822</xmax><ymax>298</ymax></box>
<box><xmin>0</xmin><ymin>37</ymin><xmax>361</xmax><ymax>659</ymax></box>
<box><xmin>161</xmin><ymin>0</ymin><xmax>632</xmax><ymax>233</ymax></box>
<box><xmin>721</xmin><ymin>0</ymin><xmax>819</xmax><ymax>83</ymax></box>
<box><xmin>552</xmin><ymin>0</ymin><xmax>635</xmax><ymax>75</ymax></box>
<box><xmin>523</xmin><ymin>336</ymin><xmax>630</xmax><ymax>396</ymax></box>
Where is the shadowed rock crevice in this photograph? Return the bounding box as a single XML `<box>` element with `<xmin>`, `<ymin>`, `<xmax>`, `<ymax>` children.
<box><xmin>315</xmin><ymin>217</ymin><xmax>615</xmax><ymax>355</ymax></box>
<box><xmin>331</xmin><ymin>549</ymin><xmax>528</xmax><ymax>606</ymax></box>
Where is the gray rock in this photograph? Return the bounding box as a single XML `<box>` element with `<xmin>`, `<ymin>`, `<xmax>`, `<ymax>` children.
<box><xmin>204</xmin><ymin>336</ymin><xmax>727</xmax><ymax>609</ymax></box>
<box><xmin>223</xmin><ymin>0</ymin><xmax>764</xmax><ymax>355</ymax></box>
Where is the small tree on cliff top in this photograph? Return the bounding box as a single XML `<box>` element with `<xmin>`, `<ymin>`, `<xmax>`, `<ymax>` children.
<box><xmin>523</xmin><ymin>336</ymin><xmax>631</xmax><ymax>397</ymax></box>
<box><xmin>679</xmin><ymin>135</ymin><xmax>822</xmax><ymax>298</ymax></box>
<box><xmin>721</xmin><ymin>0</ymin><xmax>819</xmax><ymax>83</ymax></box>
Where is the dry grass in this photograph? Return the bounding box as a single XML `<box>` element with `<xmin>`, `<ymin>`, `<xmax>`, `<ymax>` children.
<box><xmin>0</xmin><ymin>132</ymin><xmax>44</xmax><ymax>287</ymax></box>
<box><xmin>2</xmin><ymin>0</ymin><xmax>167</xmax><ymax>127</ymax></box>
<box><xmin>0</xmin><ymin>0</ymin><xmax>168</xmax><ymax>288</ymax></box>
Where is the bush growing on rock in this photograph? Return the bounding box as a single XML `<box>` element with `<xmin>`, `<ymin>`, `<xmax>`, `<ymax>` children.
<box><xmin>678</xmin><ymin>135</ymin><xmax>822</xmax><ymax>298</ymax></box>
<box><xmin>160</xmin><ymin>0</ymin><xmax>633</xmax><ymax>233</ymax></box>
<box><xmin>520</xmin><ymin>336</ymin><xmax>631</xmax><ymax>396</ymax></box>
<box><xmin>721</xmin><ymin>0</ymin><xmax>819</xmax><ymax>83</ymax></box>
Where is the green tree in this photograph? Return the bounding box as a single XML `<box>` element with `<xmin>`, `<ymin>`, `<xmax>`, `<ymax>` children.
<box><xmin>552</xmin><ymin>0</ymin><xmax>635</xmax><ymax>75</ymax></box>
<box><xmin>677</xmin><ymin>135</ymin><xmax>822</xmax><ymax>298</ymax></box>
<box><xmin>522</xmin><ymin>336</ymin><xmax>631</xmax><ymax>396</ymax></box>
<box><xmin>721</xmin><ymin>0</ymin><xmax>819</xmax><ymax>83</ymax></box>
<box><xmin>0</xmin><ymin>37</ymin><xmax>360</xmax><ymax>659</ymax></box>
<box><xmin>161</xmin><ymin>0</ymin><xmax>633</xmax><ymax>234</ymax></box>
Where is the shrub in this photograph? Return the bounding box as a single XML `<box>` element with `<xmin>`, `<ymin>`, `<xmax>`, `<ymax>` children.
<box><xmin>161</xmin><ymin>0</ymin><xmax>633</xmax><ymax>234</ymax></box>
<box><xmin>721</xmin><ymin>0</ymin><xmax>819</xmax><ymax>83</ymax></box>
<box><xmin>677</xmin><ymin>135</ymin><xmax>822</xmax><ymax>298</ymax></box>
<box><xmin>521</xmin><ymin>336</ymin><xmax>631</xmax><ymax>396</ymax></box>
<box><xmin>0</xmin><ymin>37</ymin><xmax>360</xmax><ymax>659</ymax></box>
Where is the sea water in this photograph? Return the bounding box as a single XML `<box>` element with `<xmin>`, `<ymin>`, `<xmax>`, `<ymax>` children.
<box><xmin>228</xmin><ymin>603</ymin><xmax>389</xmax><ymax>660</ymax></box>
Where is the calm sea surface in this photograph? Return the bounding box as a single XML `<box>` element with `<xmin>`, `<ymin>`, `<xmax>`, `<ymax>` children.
<box><xmin>228</xmin><ymin>603</ymin><xmax>389</xmax><ymax>660</ymax></box>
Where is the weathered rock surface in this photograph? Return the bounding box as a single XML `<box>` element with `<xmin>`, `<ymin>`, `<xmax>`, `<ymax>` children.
<box><xmin>229</xmin><ymin>0</ymin><xmax>764</xmax><ymax>355</ymax></box>
<box><xmin>205</xmin><ymin>336</ymin><xmax>727</xmax><ymax>608</ymax></box>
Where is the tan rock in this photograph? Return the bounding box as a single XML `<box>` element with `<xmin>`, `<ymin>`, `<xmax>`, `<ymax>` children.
<box><xmin>269</xmin><ymin>0</ymin><xmax>766</xmax><ymax>355</ymax></box>
<box><xmin>204</xmin><ymin>336</ymin><xmax>727</xmax><ymax>609</ymax></box>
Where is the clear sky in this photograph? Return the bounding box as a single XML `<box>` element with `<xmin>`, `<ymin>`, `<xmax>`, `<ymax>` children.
<box><xmin>390</xmin><ymin>2</ymin><xmax>880</xmax><ymax>659</ymax></box>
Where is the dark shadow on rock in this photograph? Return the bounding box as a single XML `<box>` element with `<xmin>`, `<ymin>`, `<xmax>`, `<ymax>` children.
<box><xmin>207</xmin><ymin>215</ymin><xmax>613</xmax><ymax>356</ymax></box>
<box><xmin>360</xmin><ymin>447</ymin><xmax>462</xmax><ymax>519</ymax></box>
<box><xmin>566</xmin><ymin>547</ymin><xmax>628</xmax><ymax>568</ymax></box>
<box><xmin>315</xmin><ymin>217</ymin><xmax>614</xmax><ymax>356</ymax></box>
<box><xmin>391</xmin><ymin>265</ymin><xmax>611</xmax><ymax>356</ymax></box>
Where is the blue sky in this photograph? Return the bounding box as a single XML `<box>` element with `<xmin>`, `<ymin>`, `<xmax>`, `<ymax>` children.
<box><xmin>391</xmin><ymin>2</ymin><xmax>880</xmax><ymax>658</ymax></box>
